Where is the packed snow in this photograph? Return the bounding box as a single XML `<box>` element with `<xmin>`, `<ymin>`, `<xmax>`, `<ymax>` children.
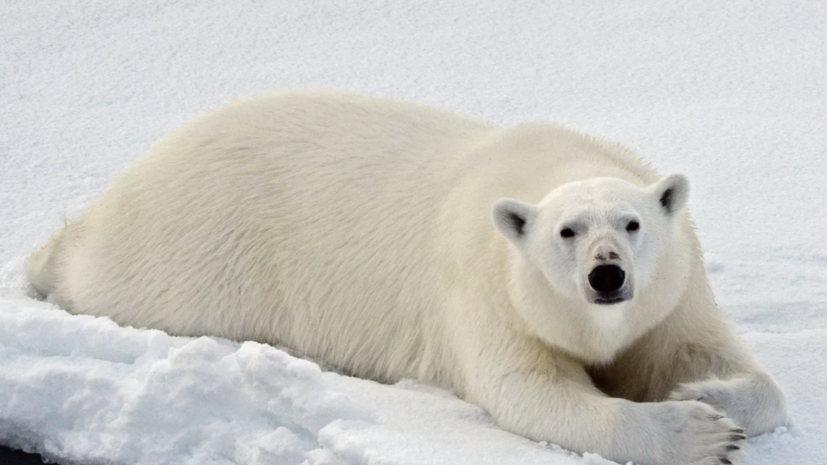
<box><xmin>1</xmin><ymin>1</ymin><xmax>825</xmax><ymax>464</ymax></box>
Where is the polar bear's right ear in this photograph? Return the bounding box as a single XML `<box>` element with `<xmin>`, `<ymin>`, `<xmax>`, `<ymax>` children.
<box><xmin>492</xmin><ymin>199</ymin><xmax>538</xmax><ymax>244</ymax></box>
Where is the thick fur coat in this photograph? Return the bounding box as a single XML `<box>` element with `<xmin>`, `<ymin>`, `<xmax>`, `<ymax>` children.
<box><xmin>27</xmin><ymin>91</ymin><xmax>787</xmax><ymax>465</ymax></box>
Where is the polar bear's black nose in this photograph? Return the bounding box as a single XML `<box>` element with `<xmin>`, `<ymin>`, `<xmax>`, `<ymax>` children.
<box><xmin>588</xmin><ymin>265</ymin><xmax>625</xmax><ymax>293</ymax></box>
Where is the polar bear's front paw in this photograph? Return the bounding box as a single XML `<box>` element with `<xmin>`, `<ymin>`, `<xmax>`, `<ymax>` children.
<box><xmin>648</xmin><ymin>400</ymin><xmax>747</xmax><ymax>465</ymax></box>
<box><xmin>668</xmin><ymin>375</ymin><xmax>788</xmax><ymax>436</ymax></box>
<box><xmin>669</xmin><ymin>377</ymin><xmax>733</xmax><ymax>407</ymax></box>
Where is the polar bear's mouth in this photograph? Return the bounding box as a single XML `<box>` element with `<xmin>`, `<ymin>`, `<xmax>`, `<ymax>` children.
<box><xmin>592</xmin><ymin>296</ymin><xmax>628</xmax><ymax>305</ymax></box>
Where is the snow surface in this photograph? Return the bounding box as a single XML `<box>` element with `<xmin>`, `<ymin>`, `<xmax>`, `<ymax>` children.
<box><xmin>1</xmin><ymin>1</ymin><xmax>826</xmax><ymax>464</ymax></box>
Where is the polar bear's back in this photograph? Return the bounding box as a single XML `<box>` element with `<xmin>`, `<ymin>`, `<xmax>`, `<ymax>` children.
<box><xmin>50</xmin><ymin>91</ymin><xmax>495</xmax><ymax>381</ymax></box>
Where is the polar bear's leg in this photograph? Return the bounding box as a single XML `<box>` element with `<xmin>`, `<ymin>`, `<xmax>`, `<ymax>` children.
<box><xmin>658</xmin><ymin>293</ymin><xmax>787</xmax><ymax>435</ymax></box>
<box><xmin>25</xmin><ymin>225</ymin><xmax>66</xmax><ymax>298</ymax></box>
<box><xmin>669</xmin><ymin>313</ymin><xmax>786</xmax><ymax>436</ymax></box>
<box><xmin>460</xmin><ymin>335</ymin><xmax>746</xmax><ymax>465</ymax></box>
<box><xmin>590</xmin><ymin>290</ymin><xmax>788</xmax><ymax>436</ymax></box>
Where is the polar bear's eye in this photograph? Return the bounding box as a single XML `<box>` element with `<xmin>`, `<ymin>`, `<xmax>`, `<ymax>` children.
<box><xmin>560</xmin><ymin>228</ymin><xmax>575</xmax><ymax>239</ymax></box>
<box><xmin>626</xmin><ymin>221</ymin><xmax>640</xmax><ymax>232</ymax></box>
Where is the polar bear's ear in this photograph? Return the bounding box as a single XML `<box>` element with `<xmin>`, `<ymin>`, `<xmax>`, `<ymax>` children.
<box><xmin>649</xmin><ymin>173</ymin><xmax>690</xmax><ymax>216</ymax></box>
<box><xmin>492</xmin><ymin>199</ymin><xmax>538</xmax><ymax>243</ymax></box>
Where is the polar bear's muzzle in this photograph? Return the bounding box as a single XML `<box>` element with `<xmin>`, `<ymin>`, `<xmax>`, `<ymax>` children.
<box><xmin>587</xmin><ymin>264</ymin><xmax>633</xmax><ymax>305</ymax></box>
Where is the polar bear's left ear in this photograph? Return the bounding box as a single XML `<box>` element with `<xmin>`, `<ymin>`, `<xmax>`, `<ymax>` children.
<box><xmin>649</xmin><ymin>173</ymin><xmax>690</xmax><ymax>216</ymax></box>
<box><xmin>492</xmin><ymin>199</ymin><xmax>538</xmax><ymax>244</ymax></box>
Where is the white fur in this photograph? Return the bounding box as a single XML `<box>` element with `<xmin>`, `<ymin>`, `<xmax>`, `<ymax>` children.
<box><xmin>26</xmin><ymin>90</ymin><xmax>787</xmax><ymax>465</ymax></box>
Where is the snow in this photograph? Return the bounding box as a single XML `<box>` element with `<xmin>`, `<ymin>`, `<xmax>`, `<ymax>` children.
<box><xmin>0</xmin><ymin>299</ymin><xmax>362</xmax><ymax>465</ymax></box>
<box><xmin>1</xmin><ymin>0</ymin><xmax>825</xmax><ymax>464</ymax></box>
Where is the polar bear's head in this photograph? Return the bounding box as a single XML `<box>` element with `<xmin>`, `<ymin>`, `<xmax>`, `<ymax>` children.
<box><xmin>492</xmin><ymin>174</ymin><xmax>690</xmax><ymax>309</ymax></box>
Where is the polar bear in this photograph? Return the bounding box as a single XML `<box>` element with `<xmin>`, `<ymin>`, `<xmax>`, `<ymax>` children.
<box><xmin>26</xmin><ymin>90</ymin><xmax>787</xmax><ymax>465</ymax></box>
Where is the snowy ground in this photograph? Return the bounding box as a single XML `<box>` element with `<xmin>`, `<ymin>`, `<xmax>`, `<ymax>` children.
<box><xmin>1</xmin><ymin>1</ymin><xmax>826</xmax><ymax>464</ymax></box>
